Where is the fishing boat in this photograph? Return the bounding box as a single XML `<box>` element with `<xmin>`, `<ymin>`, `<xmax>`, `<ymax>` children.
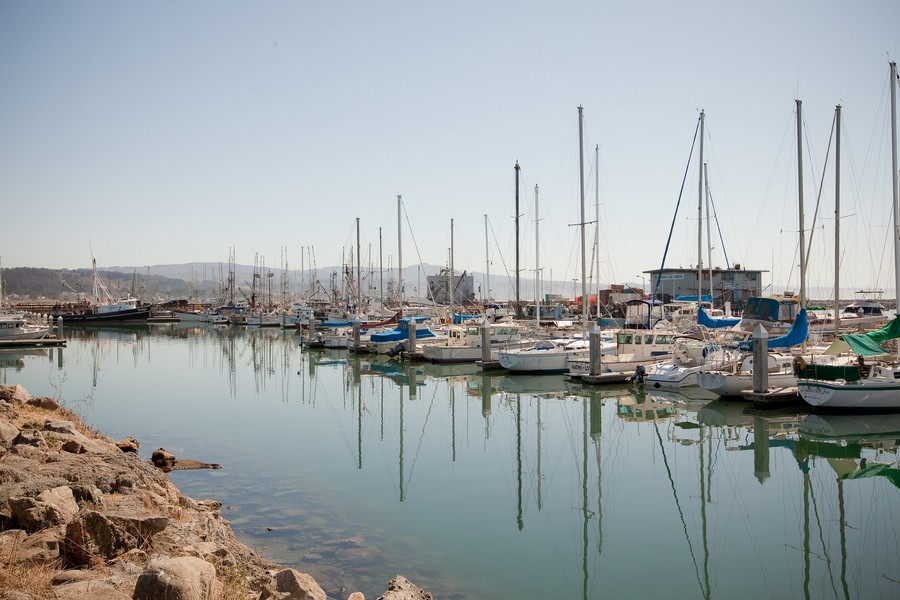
<box><xmin>52</xmin><ymin>259</ymin><xmax>150</xmax><ymax>324</ymax></box>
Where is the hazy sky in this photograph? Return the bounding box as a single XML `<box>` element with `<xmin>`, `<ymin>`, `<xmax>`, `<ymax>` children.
<box><xmin>3</xmin><ymin>1</ymin><xmax>899</xmax><ymax>297</ymax></box>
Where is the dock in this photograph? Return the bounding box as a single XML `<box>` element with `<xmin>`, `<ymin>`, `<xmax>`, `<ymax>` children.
<box><xmin>0</xmin><ymin>337</ymin><xmax>67</xmax><ymax>349</ymax></box>
<box><xmin>476</xmin><ymin>360</ymin><xmax>504</xmax><ymax>371</ymax></box>
<box><xmin>741</xmin><ymin>386</ymin><xmax>803</xmax><ymax>405</ymax></box>
<box><xmin>581</xmin><ymin>371</ymin><xmax>632</xmax><ymax>385</ymax></box>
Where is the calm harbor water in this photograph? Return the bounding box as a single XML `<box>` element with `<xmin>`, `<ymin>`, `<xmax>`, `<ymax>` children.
<box><xmin>2</xmin><ymin>323</ymin><xmax>899</xmax><ymax>599</ymax></box>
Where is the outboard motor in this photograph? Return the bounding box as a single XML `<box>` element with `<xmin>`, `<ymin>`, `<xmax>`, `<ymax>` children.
<box><xmin>387</xmin><ymin>340</ymin><xmax>407</xmax><ymax>357</ymax></box>
<box><xmin>629</xmin><ymin>364</ymin><xmax>647</xmax><ymax>384</ymax></box>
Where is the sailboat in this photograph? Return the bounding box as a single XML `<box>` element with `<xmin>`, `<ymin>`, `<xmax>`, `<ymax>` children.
<box><xmin>498</xmin><ymin>106</ymin><xmax>594</xmax><ymax>373</ymax></box>
<box><xmin>795</xmin><ymin>62</ymin><xmax>900</xmax><ymax>410</ymax></box>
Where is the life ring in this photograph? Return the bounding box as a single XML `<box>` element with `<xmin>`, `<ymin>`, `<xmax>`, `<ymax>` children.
<box><xmin>792</xmin><ymin>356</ymin><xmax>807</xmax><ymax>373</ymax></box>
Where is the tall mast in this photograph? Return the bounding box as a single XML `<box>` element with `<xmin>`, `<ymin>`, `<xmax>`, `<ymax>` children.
<box><xmin>379</xmin><ymin>227</ymin><xmax>384</xmax><ymax>308</ymax></box>
<box><xmin>535</xmin><ymin>184</ymin><xmax>541</xmax><ymax>330</ymax></box>
<box><xmin>450</xmin><ymin>218</ymin><xmax>455</xmax><ymax>314</ymax></box>
<box><xmin>397</xmin><ymin>195</ymin><xmax>403</xmax><ymax>307</ymax></box>
<box><xmin>356</xmin><ymin>217</ymin><xmax>362</xmax><ymax>312</ymax></box>
<box><xmin>891</xmin><ymin>61</ymin><xmax>899</xmax><ymax>361</ymax></box>
<box><xmin>515</xmin><ymin>161</ymin><xmax>523</xmax><ymax>319</ymax></box>
<box><xmin>697</xmin><ymin>110</ymin><xmax>705</xmax><ymax>305</ymax></box>
<box><xmin>834</xmin><ymin>104</ymin><xmax>842</xmax><ymax>332</ymax></box>
<box><xmin>484</xmin><ymin>214</ymin><xmax>490</xmax><ymax>303</ymax></box>
<box><xmin>578</xmin><ymin>105</ymin><xmax>588</xmax><ymax>333</ymax></box>
<box><xmin>595</xmin><ymin>144</ymin><xmax>601</xmax><ymax>317</ymax></box>
<box><xmin>797</xmin><ymin>99</ymin><xmax>807</xmax><ymax>308</ymax></box>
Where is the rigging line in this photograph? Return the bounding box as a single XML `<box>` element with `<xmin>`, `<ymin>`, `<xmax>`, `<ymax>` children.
<box><xmin>655</xmin><ymin>114</ymin><xmax>701</xmax><ymax>294</ymax></box>
<box><xmin>487</xmin><ymin>216</ymin><xmax>514</xmax><ymax>297</ymax></box>
<box><xmin>810</xmin><ymin>474</ymin><xmax>841</xmax><ymax>598</ymax></box>
<box><xmin>706</xmin><ymin>182</ymin><xmax>739</xmax><ymax>307</ymax></box>
<box><xmin>803</xmin><ymin>110</ymin><xmax>837</xmax><ymax>272</ymax></box>
<box><xmin>405</xmin><ymin>382</ymin><xmax>439</xmax><ymax>490</ymax></box>
<box><xmin>653</xmin><ymin>421</ymin><xmax>706</xmax><ymax>598</ymax></box>
<box><xmin>400</xmin><ymin>201</ymin><xmax>437</xmax><ymax>304</ymax></box>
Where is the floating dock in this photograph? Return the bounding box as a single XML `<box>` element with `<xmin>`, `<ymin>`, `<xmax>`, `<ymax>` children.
<box><xmin>0</xmin><ymin>337</ymin><xmax>67</xmax><ymax>349</ymax></box>
<box><xmin>741</xmin><ymin>386</ymin><xmax>802</xmax><ymax>405</ymax></box>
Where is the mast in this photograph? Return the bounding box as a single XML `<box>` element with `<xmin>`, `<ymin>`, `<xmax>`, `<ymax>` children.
<box><xmin>697</xmin><ymin>110</ymin><xmax>705</xmax><ymax>305</ymax></box>
<box><xmin>595</xmin><ymin>144</ymin><xmax>601</xmax><ymax>317</ymax></box>
<box><xmin>578</xmin><ymin>105</ymin><xmax>588</xmax><ymax>333</ymax></box>
<box><xmin>356</xmin><ymin>217</ymin><xmax>361</xmax><ymax>313</ymax></box>
<box><xmin>535</xmin><ymin>184</ymin><xmax>541</xmax><ymax>330</ymax></box>
<box><xmin>484</xmin><ymin>214</ymin><xmax>490</xmax><ymax>303</ymax></box>
<box><xmin>891</xmin><ymin>61</ymin><xmax>899</xmax><ymax>359</ymax></box>
<box><xmin>379</xmin><ymin>227</ymin><xmax>384</xmax><ymax>308</ymax></box>
<box><xmin>515</xmin><ymin>161</ymin><xmax>523</xmax><ymax>319</ymax></box>
<box><xmin>797</xmin><ymin>99</ymin><xmax>807</xmax><ymax>308</ymax></box>
<box><xmin>450</xmin><ymin>218</ymin><xmax>455</xmax><ymax>314</ymax></box>
<box><xmin>834</xmin><ymin>104</ymin><xmax>842</xmax><ymax>332</ymax></box>
<box><xmin>397</xmin><ymin>195</ymin><xmax>403</xmax><ymax>308</ymax></box>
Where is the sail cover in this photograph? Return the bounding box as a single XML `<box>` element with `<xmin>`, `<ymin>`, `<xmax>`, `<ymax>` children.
<box><xmin>739</xmin><ymin>308</ymin><xmax>808</xmax><ymax>350</ymax></box>
<box><xmin>824</xmin><ymin>316</ymin><xmax>900</xmax><ymax>356</ymax></box>
<box><xmin>698</xmin><ymin>307</ymin><xmax>740</xmax><ymax>329</ymax></box>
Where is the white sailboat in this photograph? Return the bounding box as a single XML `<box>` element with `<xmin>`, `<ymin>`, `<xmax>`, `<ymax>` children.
<box><xmin>796</xmin><ymin>61</ymin><xmax>900</xmax><ymax>410</ymax></box>
<box><xmin>498</xmin><ymin>106</ymin><xmax>594</xmax><ymax>373</ymax></box>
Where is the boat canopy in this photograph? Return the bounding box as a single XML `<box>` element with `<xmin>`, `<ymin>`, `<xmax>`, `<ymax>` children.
<box><xmin>739</xmin><ymin>308</ymin><xmax>809</xmax><ymax>351</ymax></box>
<box><xmin>698</xmin><ymin>307</ymin><xmax>740</xmax><ymax>329</ymax></box>
<box><xmin>823</xmin><ymin>316</ymin><xmax>900</xmax><ymax>356</ymax></box>
<box><xmin>741</xmin><ymin>296</ymin><xmax>798</xmax><ymax>323</ymax></box>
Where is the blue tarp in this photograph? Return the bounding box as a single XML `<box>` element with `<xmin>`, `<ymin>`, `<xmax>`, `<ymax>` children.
<box><xmin>738</xmin><ymin>308</ymin><xmax>808</xmax><ymax>351</ymax></box>
<box><xmin>698</xmin><ymin>307</ymin><xmax>741</xmax><ymax>329</ymax></box>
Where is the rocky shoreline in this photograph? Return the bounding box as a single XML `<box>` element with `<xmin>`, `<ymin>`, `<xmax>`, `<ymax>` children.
<box><xmin>0</xmin><ymin>384</ymin><xmax>432</xmax><ymax>600</ymax></box>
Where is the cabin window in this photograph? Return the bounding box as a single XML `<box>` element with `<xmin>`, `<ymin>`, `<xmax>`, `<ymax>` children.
<box><xmin>644</xmin><ymin>335</ymin><xmax>654</xmax><ymax>344</ymax></box>
<box><xmin>656</xmin><ymin>335</ymin><xmax>670</xmax><ymax>344</ymax></box>
<box><xmin>618</xmin><ymin>333</ymin><xmax>633</xmax><ymax>344</ymax></box>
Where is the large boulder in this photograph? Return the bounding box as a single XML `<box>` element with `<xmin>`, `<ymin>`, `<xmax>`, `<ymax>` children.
<box><xmin>0</xmin><ymin>420</ymin><xmax>19</xmax><ymax>446</ymax></box>
<box><xmin>64</xmin><ymin>510</ymin><xmax>169</xmax><ymax>566</ymax></box>
<box><xmin>273</xmin><ymin>568</ymin><xmax>327</xmax><ymax>600</ymax></box>
<box><xmin>44</xmin><ymin>418</ymin><xmax>109</xmax><ymax>454</ymax></box>
<box><xmin>133</xmin><ymin>556</ymin><xmax>216</xmax><ymax>600</ymax></box>
<box><xmin>8</xmin><ymin>485</ymin><xmax>79</xmax><ymax>532</ymax></box>
<box><xmin>377</xmin><ymin>576</ymin><xmax>433</xmax><ymax>600</ymax></box>
<box><xmin>0</xmin><ymin>384</ymin><xmax>32</xmax><ymax>404</ymax></box>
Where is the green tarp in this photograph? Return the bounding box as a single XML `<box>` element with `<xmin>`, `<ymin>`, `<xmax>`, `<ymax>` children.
<box><xmin>824</xmin><ymin>316</ymin><xmax>900</xmax><ymax>356</ymax></box>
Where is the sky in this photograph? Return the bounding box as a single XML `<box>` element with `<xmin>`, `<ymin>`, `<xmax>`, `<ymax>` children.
<box><xmin>3</xmin><ymin>1</ymin><xmax>900</xmax><ymax>299</ymax></box>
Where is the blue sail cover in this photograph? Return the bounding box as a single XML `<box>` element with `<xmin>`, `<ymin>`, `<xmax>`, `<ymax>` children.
<box><xmin>698</xmin><ymin>307</ymin><xmax>741</xmax><ymax>329</ymax></box>
<box><xmin>738</xmin><ymin>308</ymin><xmax>808</xmax><ymax>351</ymax></box>
<box><xmin>368</xmin><ymin>317</ymin><xmax>436</xmax><ymax>343</ymax></box>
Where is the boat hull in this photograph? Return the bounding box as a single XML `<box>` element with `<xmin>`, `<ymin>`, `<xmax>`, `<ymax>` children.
<box><xmin>52</xmin><ymin>307</ymin><xmax>151</xmax><ymax>324</ymax></box>
<box><xmin>797</xmin><ymin>380</ymin><xmax>900</xmax><ymax>409</ymax></box>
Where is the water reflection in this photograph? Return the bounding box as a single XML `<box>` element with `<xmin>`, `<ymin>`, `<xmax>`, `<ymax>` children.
<box><xmin>2</xmin><ymin>325</ymin><xmax>898</xmax><ymax>599</ymax></box>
